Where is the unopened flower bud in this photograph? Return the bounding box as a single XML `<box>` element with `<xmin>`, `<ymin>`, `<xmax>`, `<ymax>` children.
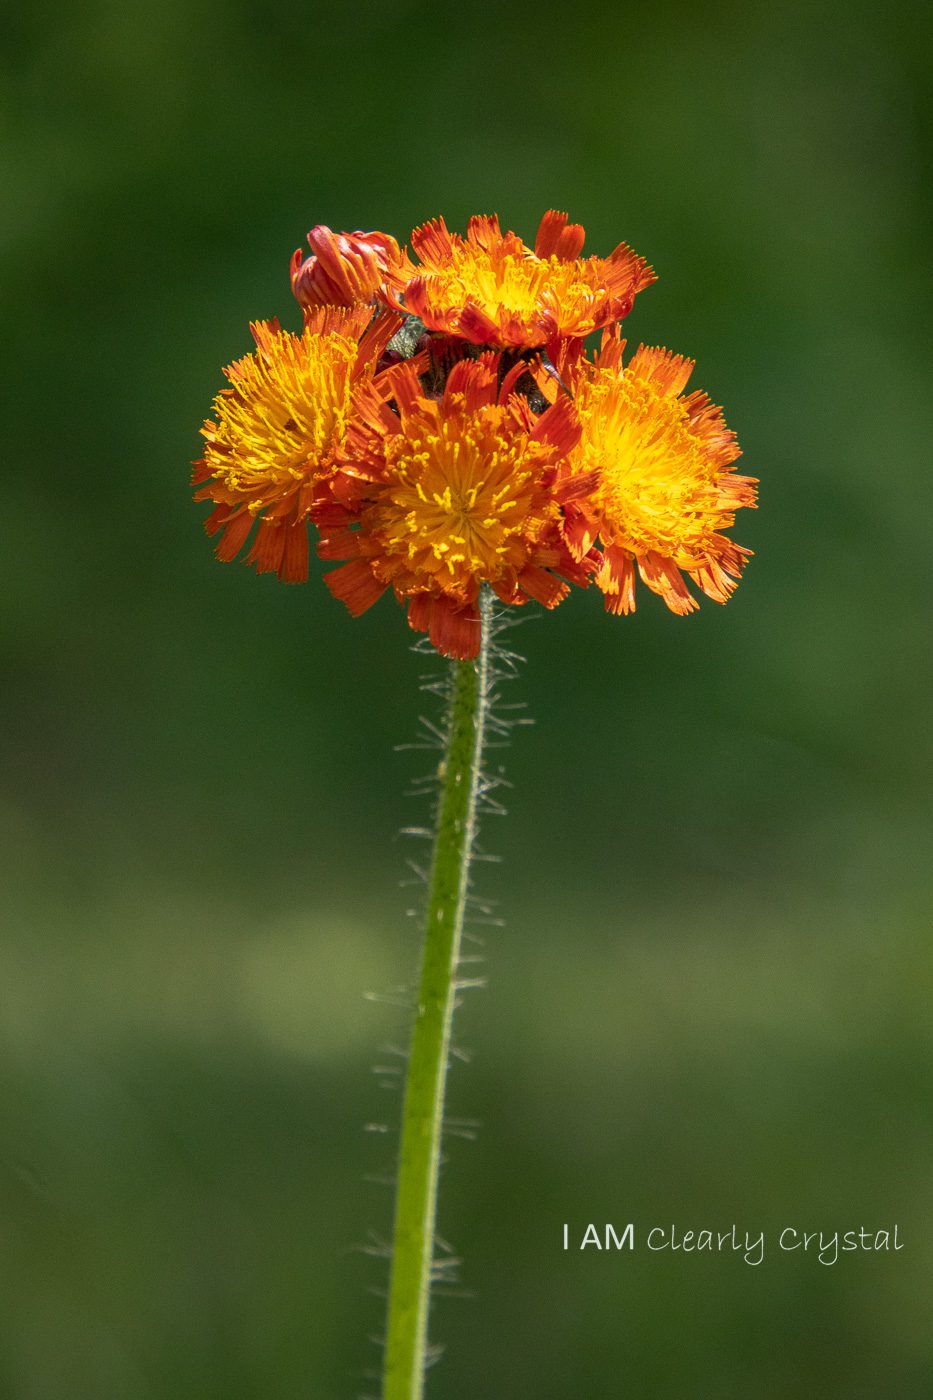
<box><xmin>290</xmin><ymin>226</ymin><xmax>404</xmax><ymax>311</ymax></box>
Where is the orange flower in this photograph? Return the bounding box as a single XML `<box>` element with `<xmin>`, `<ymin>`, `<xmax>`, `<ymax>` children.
<box><xmin>195</xmin><ymin>215</ymin><xmax>757</xmax><ymax>654</ymax></box>
<box><xmin>193</xmin><ymin>306</ymin><xmax>399</xmax><ymax>582</ymax></box>
<box><xmin>319</xmin><ymin>356</ymin><xmax>591</xmax><ymax>658</ymax></box>
<box><xmin>402</xmin><ymin>210</ymin><xmax>654</xmax><ymax>350</ymax></box>
<box><xmin>556</xmin><ymin>332</ymin><xmax>757</xmax><ymax>615</ymax></box>
<box><xmin>291</xmin><ymin>226</ymin><xmax>413</xmax><ymax>314</ymax></box>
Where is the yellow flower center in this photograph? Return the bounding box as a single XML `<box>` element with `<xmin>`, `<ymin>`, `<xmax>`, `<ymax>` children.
<box><xmin>574</xmin><ymin>367</ymin><xmax>723</xmax><ymax>564</ymax></box>
<box><xmin>422</xmin><ymin>246</ymin><xmax>598</xmax><ymax>326</ymax></box>
<box><xmin>373</xmin><ymin>402</ymin><xmax>548</xmax><ymax>591</ymax></box>
<box><xmin>205</xmin><ymin>326</ymin><xmax>356</xmax><ymax>504</ymax></box>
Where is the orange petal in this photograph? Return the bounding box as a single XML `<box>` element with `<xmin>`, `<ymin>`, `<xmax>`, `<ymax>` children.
<box><xmin>215</xmin><ymin>509</ymin><xmax>255</xmax><ymax>562</ymax></box>
<box><xmin>466</xmin><ymin>214</ymin><xmax>504</xmax><ymax>251</ymax></box>
<box><xmin>280</xmin><ymin>521</ymin><xmax>309</xmax><ymax>583</ymax></box>
<box><xmin>315</xmin><ymin>525</ymin><xmax>361</xmax><ymax>561</ymax></box>
<box><xmin>444</xmin><ymin>356</ymin><xmax>499</xmax><ymax>409</ymax></box>
<box><xmin>356</xmin><ymin>308</ymin><xmax>404</xmax><ymax>371</ymax></box>
<box><xmin>457</xmin><ymin>303</ymin><xmax>509</xmax><ymax>346</ymax></box>
<box><xmin>532</xmin><ymin>392</ymin><xmax>580</xmax><ymax>456</ymax></box>
<box><xmin>637</xmin><ymin>552</ymin><xmax>698</xmax><ymax>615</ymax></box>
<box><xmin>596</xmin><ymin>545</ymin><xmax>637</xmax><ymax>614</ymax></box>
<box><xmin>560</xmin><ymin>503</ymin><xmax>597</xmax><ymax>560</ymax></box>
<box><xmin>627</xmin><ymin>344</ymin><xmax>695</xmax><ymax>397</ymax></box>
<box><xmin>608</xmin><ymin>241</ymin><xmax>657</xmax><ymax>295</ymax></box>
<box><xmin>410</xmin><ymin>217</ymin><xmax>456</xmax><ymax>264</ymax></box>
<box><xmin>535</xmin><ymin>209</ymin><xmax>586</xmax><ymax>261</ymax></box>
<box><xmin>517</xmin><ymin>565</ymin><xmax>569</xmax><ymax>610</ymax></box>
<box><xmin>247</xmin><ymin>520</ymin><xmax>287</xmax><ymax>577</ymax></box>
<box><xmin>325</xmin><ymin>559</ymin><xmax>385</xmax><ymax>616</ymax></box>
<box><xmin>427</xmin><ymin>595</ymin><xmax>481</xmax><ymax>659</ymax></box>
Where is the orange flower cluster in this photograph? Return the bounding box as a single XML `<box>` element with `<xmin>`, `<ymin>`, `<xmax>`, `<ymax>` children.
<box><xmin>195</xmin><ymin>211</ymin><xmax>757</xmax><ymax>658</ymax></box>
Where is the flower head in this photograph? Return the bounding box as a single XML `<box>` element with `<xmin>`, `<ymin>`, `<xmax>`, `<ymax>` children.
<box><xmin>291</xmin><ymin>226</ymin><xmax>412</xmax><ymax>314</ymax></box>
<box><xmin>319</xmin><ymin>357</ymin><xmax>588</xmax><ymax>658</ymax></box>
<box><xmin>193</xmin><ymin>306</ymin><xmax>398</xmax><ymax>582</ymax></box>
<box><xmin>194</xmin><ymin>212</ymin><xmax>756</xmax><ymax>654</ymax></box>
<box><xmin>403</xmin><ymin>211</ymin><xmax>654</xmax><ymax>350</ymax></box>
<box><xmin>557</xmin><ymin>332</ymin><xmax>757</xmax><ymax>615</ymax></box>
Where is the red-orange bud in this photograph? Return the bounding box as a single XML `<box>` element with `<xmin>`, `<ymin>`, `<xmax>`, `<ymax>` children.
<box><xmin>290</xmin><ymin>226</ymin><xmax>403</xmax><ymax>311</ymax></box>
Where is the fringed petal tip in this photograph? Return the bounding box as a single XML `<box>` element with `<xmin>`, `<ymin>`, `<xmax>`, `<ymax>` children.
<box><xmin>627</xmin><ymin>344</ymin><xmax>695</xmax><ymax>397</ymax></box>
<box><xmin>240</xmin><ymin>519</ymin><xmax>310</xmax><ymax>584</ymax></box>
<box><xmin>535</xmin><ymin>209</ymin><xmax>586</xmax><ymax>262</ymax></box>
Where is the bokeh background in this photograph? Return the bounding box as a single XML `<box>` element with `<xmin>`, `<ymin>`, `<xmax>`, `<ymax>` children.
<box><xmin>3</xmin><ymin>1</ymin><xmax>932</xmax><ymax>1395</ymax></box>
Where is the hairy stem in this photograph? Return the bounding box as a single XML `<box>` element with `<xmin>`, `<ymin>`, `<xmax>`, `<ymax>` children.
<box><xmin>383</xmin><ymin>592</ymin><xmax>492</xmax><ymax>1400</ymax></box>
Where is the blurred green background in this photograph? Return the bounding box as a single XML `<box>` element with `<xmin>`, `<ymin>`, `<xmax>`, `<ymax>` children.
<box><xmin>2</xmin><ymin>0</ymin><xmax>932</xmax><ymax>1395</ymax></box>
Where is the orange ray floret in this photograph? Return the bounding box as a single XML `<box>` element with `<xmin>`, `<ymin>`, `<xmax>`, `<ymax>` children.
<box><xmin>402</xmin><ymin>211</ymin><xmax>655</xmax><ymax>350</ymax></box>
<box><xmin>320</xmin><ymin>356</ymin><xmax>590</xmax><ymax>658</ymax></box>
<box><xmin>559</xmin><ymin>332</ymin><xmax>757</xmax><ymax>616</ymax></box>
<box><xmin>291</xmin><ymin>225</ymin><xmax>414</xmax><ymax>315</ymax></box>
<box><xmin>193</xmin><ymin>306</ymin><xmax>399</xmax><ymax>582</ymax></box>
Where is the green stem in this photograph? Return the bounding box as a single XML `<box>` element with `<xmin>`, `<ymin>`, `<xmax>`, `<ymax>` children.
<box><xmin>383</xmin><ymin>590</ymin><xmax>493</xmax><ymax>1400</ymax></box>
